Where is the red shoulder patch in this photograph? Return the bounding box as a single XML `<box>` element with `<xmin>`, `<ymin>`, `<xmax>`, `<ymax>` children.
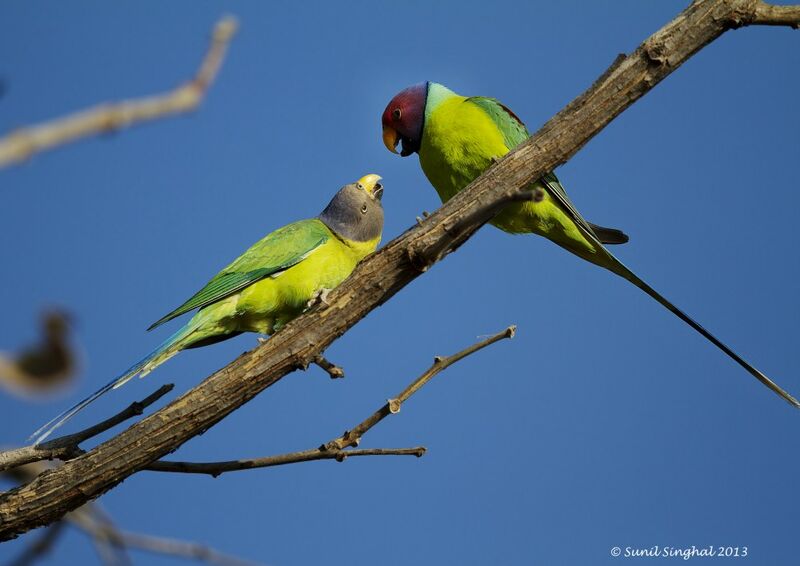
<box><xmin>497</xmin><ymin>101</ymin><xmax>526</xmax><ymax>128</ymax></box>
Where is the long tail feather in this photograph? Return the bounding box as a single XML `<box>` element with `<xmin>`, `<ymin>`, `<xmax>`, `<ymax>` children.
<box><xmin>605</xmin><ymin>251</ymin><xmax>800</xmax><ymax>408</ymax></box>
<box><xmin>30</xmin><ymin>321</ymin><xmax>198</xmax><ymax>445</ymax></box>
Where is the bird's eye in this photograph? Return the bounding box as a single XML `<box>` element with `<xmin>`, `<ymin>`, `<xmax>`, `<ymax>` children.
<box><xmin>392</xmin><ymin>108</ymin><xmax>402</xmax><ymax>120</ymax></box>
<box><xmin>360</xmin><ymin>204</ymin><xmax>368</xmax><ymax>214</ymax></box>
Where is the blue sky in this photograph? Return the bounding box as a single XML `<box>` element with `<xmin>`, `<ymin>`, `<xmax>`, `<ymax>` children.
<box><xmin>1</xmin><ymin>2</ymin><xmax>798</xmax><ymax>565</ymax></box>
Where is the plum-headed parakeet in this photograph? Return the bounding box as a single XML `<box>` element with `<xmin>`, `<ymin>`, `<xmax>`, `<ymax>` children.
<box><xmin>381</xmin><ymin>81</ymin><xmax>797</xmax><ymax>407</ymax></box>
<box><xmin>32</xmin><ymin>174</ymin><xmax>385</xmax><ymax>443</ymax></box>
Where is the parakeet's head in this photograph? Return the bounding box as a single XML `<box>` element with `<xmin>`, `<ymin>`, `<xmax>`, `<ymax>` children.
<box><xmin>319</xmin><ymin>174</ymin><xmax>384</xmax><ymax>242</ymax></box>
<box><xmin>382</xmin><ymin>82</ymin><xmax>429</xmax><ymax>157</ymax></box>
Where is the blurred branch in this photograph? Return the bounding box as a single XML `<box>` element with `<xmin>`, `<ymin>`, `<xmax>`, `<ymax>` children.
<box><xmin>101</xmin><ymin>531</ymin><xmax>259</xmax><ymax>566</ymax></box>
<box><xmin>0</xmin><ymin>384</ymin><xmax>174</xmax><ymax>473</ymax></box>
<box><xmin>5</xmin><ymin>523</ymin><xmax>65</xmax><ymax>566</ymax></box>
<box><xmin>0</xmin><ymin>16</ymin><xmax>238</xmax><ymax>169</ymax></box>
<box><xmin>2</xmin><ymin>0</ymin><xmax>799</xmax><ymax>540</ymax></box>
<box><xmin>1</xmin><ymin>463</ymin><xmax>261</xmax><ymax>566</ymax></box>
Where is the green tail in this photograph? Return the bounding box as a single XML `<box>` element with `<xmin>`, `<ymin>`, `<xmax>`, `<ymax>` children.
<box><xmin>602</xmin><ymin>249</ymin><xmax>800</xmax><ymax>408</ymax></box>
<box><xmin>30</xmin><ymin>314</ymin><xmax>210</xmax><ymax>445</ymax></box>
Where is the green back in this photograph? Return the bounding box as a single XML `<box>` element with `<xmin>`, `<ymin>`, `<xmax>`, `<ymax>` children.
<box><xmin>466</xmin><ymin>96</ymin><xmax>599</xmax><ymax>239</ymax></box>
<box><xmin>465</xmin><ymin>96</ymin><xmax>530</xmax><ymax>149</ymax></box>
<box><xmin>148</xmin><ymin>219</ymin><xmax>331</xmax><ymax>330</ymax></box>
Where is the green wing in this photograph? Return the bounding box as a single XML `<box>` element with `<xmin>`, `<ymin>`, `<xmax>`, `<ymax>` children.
<box><xmin>465</xmin><ymin>96</ymin><xmax>530</xmax><ymax>149</ymax></box>
<box><xmin>148</xmin><ymin>219</ymin><xmax>330</xmax><ymax>330</ymax></box>
<box><xmin>466</xmin><ymin>96</ymin><xmax>600</xmax><ymax>240</ymax></box>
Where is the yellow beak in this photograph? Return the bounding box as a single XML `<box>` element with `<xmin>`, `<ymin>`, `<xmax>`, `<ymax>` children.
<box><xmin>356</xmin><ymin>174</ymin><xmax>383</xmax><ymax>199</ymax></box>
<box><xmin>382</xmin><ymin>125</ymin><xmax>399</xmax><ymax>154</ymax></box>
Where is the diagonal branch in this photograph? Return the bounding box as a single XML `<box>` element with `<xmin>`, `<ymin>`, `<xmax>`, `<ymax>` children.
<box><xmin>0</xmin><ymin>384</ymin><xmax>174</xmax><ymax>474</ymax></box>
<box><xmin>327</xmin><ymin>325</ymin><xmax>516</xmax><ymax>451</ymax></box>
<box><xmin>5</xmin><ymin>522</ymin><xmax>65</xmax><ymax>566</ymax></box>
<box><xmin>145</xmin><ymin>326</ymin><xmax>514</xmax><ymax>477</ymax></box>
<box><xmin>0</xmin><ymin>16</ymin><xmax>237</xmax><ymax>169</ymax></box>
<box><xmin>1</xmin><ymin>0</ymin><xmax>797</xmax><ymax>540</ymax></box>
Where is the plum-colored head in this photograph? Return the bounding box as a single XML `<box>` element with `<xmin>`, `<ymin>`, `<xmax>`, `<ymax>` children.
<box><xmin>381</xmin><ymin>82</ymin><xmax>429</xmax><ymax>157</ymax></box>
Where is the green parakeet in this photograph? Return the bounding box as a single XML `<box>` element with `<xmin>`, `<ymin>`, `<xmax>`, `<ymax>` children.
<box><xmin>381</xmin><ymin>81</ymin><xmax>797</xmax><ymax>407</ymax></box>
<box><xmin>32</xmin><ymin>174</ymin><xmax>385</xmax><ymax>443</ymax></box>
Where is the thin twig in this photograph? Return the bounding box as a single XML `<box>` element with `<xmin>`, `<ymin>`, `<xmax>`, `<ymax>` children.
<box><xmin>145</xmin><ymin>326</ymin><xmax>514</xmax><ymax>477</ymax></box>
<box><xmin>327</xmin><ymin>325</ymin><xmax>516</xmax><ymax>451</ymax></box>
<box><xmin>0</xmin><ymin>16</ymin><xmax>238</xmax><ymax>169</ymax></box>
<box><xmin>146</xmin><ymin>447</ymin><xmax>425</xmax><ymax>477</ymax></box>
<box><xmin>313</xmin><ymin>355</ymin><xmax>345</xmax><ymax>379</ymax></box>
<box><xmin>0</xmin><ymin>384</ymin><xmax>174</xmax><ymax>473</ymax></box>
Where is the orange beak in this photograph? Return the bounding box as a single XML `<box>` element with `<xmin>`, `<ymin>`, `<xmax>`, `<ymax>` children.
<box><xmin>382</xmin><ymin>125</ymin><xmax>399</xmax><ymax>154</ymax></box>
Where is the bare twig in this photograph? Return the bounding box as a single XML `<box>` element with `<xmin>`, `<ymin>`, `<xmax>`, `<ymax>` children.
<box><xmin>2</xmin><ymin>0</ymin><xmax>798</xmax><ymax>539</ymax></box>
<box><xmin>0</xmin><ymin>16</ymin><xmax>238</xmax><ymax>169</ymax></box>
<box><xmin>145</xmin><ymin>326</ymin><xmax>514</xmax><ymax>477</ymax></box>
<box><xmin>146</xmin><ymin>447</ymin><xmax>425</xmax><ymax>477</ymax></box>
<box><xmin>0</xmin><ymin>384</ymin><xmax>174</xmax><ymax>473</ymax></box>
<box><xmin>327</xmin><ymin>325</ymin><xmax>516</xmax><ymax>451</ymax></box>
<box><xmin>312</xmin><ymin>355</ymin><xmax>345</xmax><ymax>379</ymax></box>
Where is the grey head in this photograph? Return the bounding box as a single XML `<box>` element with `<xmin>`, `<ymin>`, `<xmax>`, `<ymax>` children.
<box><xmin>318</xmin><ymin>174</ymin><xmax>384</xmax><ymax>243</ymax></box>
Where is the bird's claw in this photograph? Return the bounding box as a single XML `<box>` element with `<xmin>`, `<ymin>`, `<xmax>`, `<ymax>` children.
<box><xmin>306</xmin><ymin>288</ymin><xmax>332</xmax><ymax>309</ymax></box>
<box><xmin>416</xmin><ymin>211</ymin><xmax>430</xmax><ymax>226</ymax></box>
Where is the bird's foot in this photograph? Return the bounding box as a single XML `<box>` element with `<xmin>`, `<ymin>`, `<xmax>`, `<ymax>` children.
<box><xmin>306</xmin><ymin>288</ymin><xmax>332</xmax><ymax>310</ymax></box>
<box><xmin>416</xmin><ymin>210</ymin><xmax>430</xmax><ymax>226</ymax></box>
<box><xmin>257</xmin><ymin>336</ymin><xmax>268</xmax><ymax>345</ymax></box>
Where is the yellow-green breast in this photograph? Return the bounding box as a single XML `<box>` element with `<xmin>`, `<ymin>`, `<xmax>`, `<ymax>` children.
<box><xmin>234</xmin><ymin>234</ymin><xmax>379</xmax><ymax>334</ymax></box>
<box><xmin>419</xmin><ymin>93</ymin><xmax>604</xmax><ymax>265</ymax></box>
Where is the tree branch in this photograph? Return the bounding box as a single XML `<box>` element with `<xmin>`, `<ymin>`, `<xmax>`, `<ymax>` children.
<box><xmin>5</xmin><ymin>522</ymin><xmax>65</xmax><ymax>566</ymax></box>
<box><xmin>0</xmin><ymin>384</ymin><xmax>174</xmax><ymax>474</ymax></box>
<box><xmin>1</xmin><ymin>0</ymin><xmax>797</xmax><ymax>540</ymax></box>
<box><xmin>101</xmin><ymin>531</ymin><xmax>259</xmax><ymax>566</ymax></box>
<box><xmin>0</xmin><ymin>16</ymin><xmax>238</xmax><ymax>169</ymax></box>
<box><xmin>751</xmin><ymin>1</ymin><xmax>800</xmax><ymax>26</ymax></box>
<box><xmin>145</xmin><ymin>326</ymin><xmax>513</xmax><ymax>476</ymax></box>
<box><xmin>145</xmin><ymin>447</ymin><xmax>425</xmax><ymax>477</ymax></box>
<box><xmin>312</xmin><ymin>355</ymin><xmax>345</xmax><ymax>379</ymax></box>
<box><xmin>2</xmin><ymin>463</ymin><xmax>260</xmax><ymax>566</ymax></box>
<box><xmin>328</xmin><ymin>325</ymin><xmax>516</xmax><ymax>451</ymax></box>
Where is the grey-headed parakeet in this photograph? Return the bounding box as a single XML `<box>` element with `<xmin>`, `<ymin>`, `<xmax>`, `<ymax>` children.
<box><xmin>32</xmin><ymin>174</ymin><xmax>385</xmax><ymax>443</ymax></box>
